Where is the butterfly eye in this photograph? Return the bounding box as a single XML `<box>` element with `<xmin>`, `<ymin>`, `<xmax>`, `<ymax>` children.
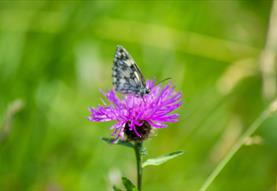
<box><xmin>146</xmin><ymin>89</ymin><xmax>150</xmax><ymax>94</ymax></box>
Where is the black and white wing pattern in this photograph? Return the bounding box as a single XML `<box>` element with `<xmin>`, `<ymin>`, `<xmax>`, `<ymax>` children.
<box><xmin>112</xmin><ymin>45</ymin><xmax>150</xmax><ymax>97</ymax></box>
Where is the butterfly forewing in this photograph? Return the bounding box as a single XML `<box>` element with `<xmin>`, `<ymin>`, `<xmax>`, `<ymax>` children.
<box><xmin>112</xmin><ymin>45</ymin><xmax>149</xmax><ymax>96</ymax></box>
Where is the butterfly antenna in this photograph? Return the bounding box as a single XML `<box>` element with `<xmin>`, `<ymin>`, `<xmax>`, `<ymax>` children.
<box><xmin>152</xmin><ymin>77</ymin><xmax>172</xmax><ymax>88</ymax></box>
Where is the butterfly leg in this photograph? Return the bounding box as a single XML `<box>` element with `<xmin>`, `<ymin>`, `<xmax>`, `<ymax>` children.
<box><xmin>142</xmin><ymin>96</ymin><xmax>146</xmax><ymax>104</ymax></box>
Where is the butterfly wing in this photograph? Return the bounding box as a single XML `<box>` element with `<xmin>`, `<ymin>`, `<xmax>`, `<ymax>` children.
<box><xmin>112</xmin><ymin>45</ymin><xmax>147</xmax><ymax>95</ymax></box>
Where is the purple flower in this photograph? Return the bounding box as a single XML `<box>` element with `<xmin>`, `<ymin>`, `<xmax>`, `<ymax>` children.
<box><xmin>88</xmin><ymin>80</ymin><xmax>182</xmax><ymax>141</ymax></box>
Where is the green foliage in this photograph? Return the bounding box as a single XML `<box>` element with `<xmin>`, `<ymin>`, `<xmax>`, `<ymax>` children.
<box><xmin>113</xmin><ymin>185</ymin><xmax>123</xmax><ymax>191</ymax></box>
<box><xmin>121</xmin><ymin>177</ymin><xmax>138</xmax><ymax>191</ymax></box>
<box><xmin>142</xmin><ymin>151</ymin><xmax>184</xmax><ymax>168</ymax></box>
<box><xmin>102</xmin><ymin>137</ymin><xmax>134</xmax><ymax>148</ymax></box>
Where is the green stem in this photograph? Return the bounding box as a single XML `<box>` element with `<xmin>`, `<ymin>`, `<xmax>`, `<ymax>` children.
<box><xmin>134</xmin><ymin>142</ymin><xmax>143</xmax><ymax>191</ymax></box>
<box><xmin>200</xmin><ymin>108</ymin><xmax>273</xmax><ymax>191</ymax></box>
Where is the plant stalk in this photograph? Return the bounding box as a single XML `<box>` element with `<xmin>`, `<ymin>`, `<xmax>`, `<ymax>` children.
<box><xmin>134</xmin><ymin>142</ymin><xmax>143</xmax><ymax>191</ymax></box>
<box><xmin>200</xmin><ymin>107</ymin><xmax>273</xmax><ymax>191</ymax></box>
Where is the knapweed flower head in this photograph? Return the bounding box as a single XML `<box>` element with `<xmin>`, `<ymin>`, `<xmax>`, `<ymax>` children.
<box><xmin>88</xmin><ymin>80</ymin><xmax>182</xmax><ymax>142</ymax></box>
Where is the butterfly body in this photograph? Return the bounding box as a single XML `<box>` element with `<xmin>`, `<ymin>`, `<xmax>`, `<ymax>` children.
<box><xmin>112</xmin><ymin>45</ymin><xmax>150</xmax><ymax>97</ymax></box>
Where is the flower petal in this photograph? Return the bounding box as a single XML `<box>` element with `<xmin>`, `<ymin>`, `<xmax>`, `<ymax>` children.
<box><xmin>88</xmin><ymin>79</ymin><xmax>182</xmax><ymax>140</ymax></box>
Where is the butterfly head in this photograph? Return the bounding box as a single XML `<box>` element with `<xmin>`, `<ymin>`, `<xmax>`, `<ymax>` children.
<box><xmin>138</xmin><ymin>87</ymin><xmax>150</xmax><ymax>97</ymax></box>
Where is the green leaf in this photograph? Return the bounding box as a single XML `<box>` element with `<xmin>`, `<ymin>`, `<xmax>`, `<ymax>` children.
<box><xmin>121</xmin><ymin>177</ymin><xmax>138</xmax><ymax>191</ymax></box>
<box><xmin>142</xmin><ymin>151</ymin><xmax>184</xmax><ymax>168</ymax></box>
<box><xmin>113</xmin><ymin>185</ymin><xmax>122</xmax><ymax>191</ymax></box>
<box><xmin>101</xmin><ymin>137</ymin><xmax>134</xmax><ymax>148</ymax></box>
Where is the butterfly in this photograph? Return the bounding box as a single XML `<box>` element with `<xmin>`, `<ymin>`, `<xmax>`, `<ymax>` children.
<box><xmin>112</xmin><ymin>45</ymin><xmax>150</xmax><ymax>97</ymax></box>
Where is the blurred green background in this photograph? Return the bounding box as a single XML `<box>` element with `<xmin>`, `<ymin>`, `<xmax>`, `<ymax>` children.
<box><xmin>1</xmin><ymin>1</ymin><xmax>277</xmax><ymax>191</ymax></box>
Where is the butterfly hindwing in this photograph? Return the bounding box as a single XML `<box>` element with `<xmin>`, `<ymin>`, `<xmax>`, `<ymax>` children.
<box><xmin>112</xmin><ymin>45</ymin><xmax>149</xmax><ymax>96</ymax></box>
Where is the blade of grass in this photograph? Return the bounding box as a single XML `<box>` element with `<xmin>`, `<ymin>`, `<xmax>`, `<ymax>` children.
<box><xmin>260</xmin><ymin>0</ymin><xmax>277</xmax><ymax>100</ymax></box>
<box><xmin>94</xmin><ymin>18</ymin><xmax>259</xmax><ymax>63</ymax></box>
<box><xmin>0</xmin><ymin>99</ymin><xmax>25</xmax><ymax>143</ymax></box>
<box><xmin>200</xmin><ymin>98</ymin><xmax>277</xmax><ymax>191</ymax></box>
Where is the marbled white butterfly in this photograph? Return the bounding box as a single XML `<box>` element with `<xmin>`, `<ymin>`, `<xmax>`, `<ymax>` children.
<box><xmin>112</xmin><ymin>45</ymin><xmax>150</xmax><ymax>97</ymax></box>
